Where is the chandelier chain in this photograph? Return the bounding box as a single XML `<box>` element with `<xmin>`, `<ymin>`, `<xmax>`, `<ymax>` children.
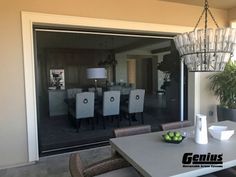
<box><xmin>193</xmin><ymin>0</ymin><xmax>219</xmax><ymax>31</ymax></box>
<box><xmin>208</xmin><ymin>9</ymin><xmax>220</xmax><ymax>28</ymax></box>
<box><xmin>204</xmin><ymin>0</ymin><xmax>208</xmax><ymax>30</ymax></box>
<box><xmin>194</xmin><ymin>9</ymin><xmax>205</xmax><ymax>31</ymax></box>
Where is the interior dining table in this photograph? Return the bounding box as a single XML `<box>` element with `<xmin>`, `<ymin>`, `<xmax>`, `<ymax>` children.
<box><xmin>110</xmin><ymin>120</ymin><xmax>236</xmax><ymax>177</ymax></box>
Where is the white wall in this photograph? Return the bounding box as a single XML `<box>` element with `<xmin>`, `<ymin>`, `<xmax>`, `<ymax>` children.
<box><xmin>115</xmin><ymin>50</ymin><xmax>152</xmax><ymax>83</ymax></box>
<box><xmin>188</xmin><ymin>72</ymin><xmax>200</xmax><ymax>124</ymax></box>
<box><xmin>199</xmin><ymin>73</ymin><xmax>219</xmax><ymax>123</ymax></box>
<box><xmin>188</xmin><ymin>72</ymin><xmax>219</xmax><ymax>124</ymax></box>
<box><xmin>116</xmin><ymin>53</ymin><xmax>128</xmax><ymax>83</ymax></box>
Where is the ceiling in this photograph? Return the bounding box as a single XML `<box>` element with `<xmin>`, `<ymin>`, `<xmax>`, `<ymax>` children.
<box><xmin>159</xmin><ymin>0</ymin><xmax>236</xmax><ymax>9</ymax></box>
<box><xmin>36</xmin><ymin>30</ymin><xmax>169</xmax><ymax>53</ymax></box>
<box><xmin>36</xmin><ymin>31</ymin><xmax>140</xmax><ymax>50</ymax></box>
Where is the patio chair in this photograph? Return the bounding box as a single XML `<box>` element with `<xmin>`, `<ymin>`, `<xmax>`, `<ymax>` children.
<box><xmin>113</xmin><ymin>125</ymin><xmax>151</xmax><ymax>138</ymax></box>
<box><xmin>160</xmin><ymin>120</ymin><xmax>192</xmax><ymax>131</ymax></box>
<box><xmin>69</xmin><ymin>153</ymin><xmax>140</xmax><ymax>177</ymax></box>
<box><xmin>112</xmin><ymin>125</ymin><xmax>151</xmax><ymax>165</ymax></box>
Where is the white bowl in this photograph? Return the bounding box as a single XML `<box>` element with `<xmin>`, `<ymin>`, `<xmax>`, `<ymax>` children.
<box><xmin>208</xmin><ymin>126</ymin><xmax>234</xmax><ymax>141</ymax></box>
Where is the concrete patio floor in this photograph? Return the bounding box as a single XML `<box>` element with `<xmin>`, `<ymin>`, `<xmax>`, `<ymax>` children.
<box><xmin>0</xmin><ymin>146</ymin><xmax>112</xmax><ymax>177</ymax></box>
<box><xmin>1</xmin><ymin>145</ymin><xmax>236</xmax><ymax>177</ymax></box>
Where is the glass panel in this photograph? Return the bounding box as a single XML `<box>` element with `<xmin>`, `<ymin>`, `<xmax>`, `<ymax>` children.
<box><xmin>35</xmin><ymin>30</ymin><xmax>188</xmax><ymax>155</ymax></box>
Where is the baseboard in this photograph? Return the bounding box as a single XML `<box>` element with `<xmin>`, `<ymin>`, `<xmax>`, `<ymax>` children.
<box><xmin>43</xmin><ymin>144</ymin><xmax>110</xmax><ymax>158</ymax></box>
<box><xmin>40</xmin><ymin>140</ymin><xmax>110</xmax><ymax>157</ymax></box>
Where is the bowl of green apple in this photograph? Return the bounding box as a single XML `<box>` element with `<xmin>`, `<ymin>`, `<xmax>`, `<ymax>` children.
<box><xmin>162</xmin><ymin>131</ymin><xmax>185</xmax><ymax>144</ymax></box>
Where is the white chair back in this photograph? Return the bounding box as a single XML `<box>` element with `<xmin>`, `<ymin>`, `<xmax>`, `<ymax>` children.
<box><xmin>76</xmin><ymin>92</ymin><xmax>94</xmax><ymax>119</ymax></box>
<box><xmin>128</xmin><ymin>89</ymin><xmax>145</xmax><ymax>113</ymax></box>
<box><xmin>67</xmin><ymin>88</ymin><xmax>82</xmax><ymax>99</ymax></box>
<box><xmin>103</xmin><ymin>91</ymin><xmax>120</xmax><ymax>116</ymax></box>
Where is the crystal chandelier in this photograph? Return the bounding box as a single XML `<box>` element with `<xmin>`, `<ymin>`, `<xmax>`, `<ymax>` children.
<box><xmin>174</xmin><ymin>0</ymin><xmax>236</xmax><ymax>72</ymax></box>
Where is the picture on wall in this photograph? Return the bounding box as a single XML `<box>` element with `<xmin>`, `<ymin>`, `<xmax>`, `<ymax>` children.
<box><xmin>49</xmin><ymin>69</ymin><xmax>65</xmax><ymax>90</ymax></box>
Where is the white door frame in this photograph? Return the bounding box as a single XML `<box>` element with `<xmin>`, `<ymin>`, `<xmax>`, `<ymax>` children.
<box><xmin>21</xmin><ymin>11</ymin><xmax>194</xmax><ymax>162</ymax></box>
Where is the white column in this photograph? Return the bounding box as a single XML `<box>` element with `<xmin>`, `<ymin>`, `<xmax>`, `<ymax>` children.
<box><xmin>180</xmin><ymin>60</ymin><xmax>184</xmax><ymax>121</ymax></box>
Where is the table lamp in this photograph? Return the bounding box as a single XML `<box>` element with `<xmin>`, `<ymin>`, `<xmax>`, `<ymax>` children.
<box><xmin>86</xmin><ymin>68</ymin><xmax>107</xmax><ymax>89</ymax></box>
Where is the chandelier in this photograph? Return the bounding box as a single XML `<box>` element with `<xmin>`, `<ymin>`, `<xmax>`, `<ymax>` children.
<box><xmin>174</xmin><ymin>0</ymin><xmax>236</xmax><ymax>72</ymax></box>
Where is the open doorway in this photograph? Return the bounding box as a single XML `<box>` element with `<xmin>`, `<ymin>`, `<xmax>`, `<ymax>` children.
<box><xmin>136</xmin><ymin>58</ymin><xmax>153</xmax><ymax>94</ymax></box>
<box><xmin>34</xmin><ymin>27</ymin><xmax>188</xmax><ymax>156</ymax></box>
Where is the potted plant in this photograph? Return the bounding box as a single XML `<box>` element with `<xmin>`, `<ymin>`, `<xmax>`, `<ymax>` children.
<box><xmin>209</xmin><ymin>61</ymin><xmax>236</xmax><ymax>121</ymax></box>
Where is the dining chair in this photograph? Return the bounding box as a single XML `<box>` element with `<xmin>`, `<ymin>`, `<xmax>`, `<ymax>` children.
<box><xmin>67</xmin><ymin>88</ymin><xmax>83</xmax><ymax>99</ymax></box>
<box><xmin>113</xmin><ymin>125</ymin><xmax>151</xmax><ymax>138</ymax></box>
<box><xmin>111</xmin><ymin>125</ymin><xmax>152</xmax><ymax>172</ymax></box>
<box><xmin>99</xmin><ymin>91</ymin><xmax>121</xmax><ymax>129</ymax></box>
<box><xmin>160</xmin><ymin>120</ymin><xmax>192</xmax><ymax>131</ymax></box>
<box><xmin>69</xmin><ymin>152</ymin><xmax>140</xmax><ymax>177</ymax></box>
<box><xmin>122</xmin><ymin>89</ymin><xmax>145</xmax><ymax>126</ymax></box>
<box><xmin>67</xmin><ymin>88</ymin><xmax>83</xmax><ymax>121</ymax></box>
<box><xmin>70</xmin><ymin>92</ymin><xmax>95</xmax><ymax>132</ymax></box>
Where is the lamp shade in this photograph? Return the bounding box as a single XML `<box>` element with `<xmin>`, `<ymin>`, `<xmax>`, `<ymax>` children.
<box><xmin>86</xmin><ymin>68</ymin><xmax>107</xmax><ymax>79</ymax></box>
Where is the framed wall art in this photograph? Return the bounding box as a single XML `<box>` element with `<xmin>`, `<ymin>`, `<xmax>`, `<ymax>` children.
<box><xmin>49</xmin><ymin>69</ymin><xmax>65</xmax><ymax>90</ymax></box>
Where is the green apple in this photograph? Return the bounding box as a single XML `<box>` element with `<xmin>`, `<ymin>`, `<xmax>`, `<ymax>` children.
<box><xmin>178</xmin><ymin>136</ymin><xmax>183</xmax><ymax>141</ymax></box>
<box><xmin>164</xmin><ymin>134</ymin><xmax>171</xmax><ymax>141</ymax></box>
<box><xmin>168</xmin><ymin>131</ymin><xmax>174</xmax><ymax>137</ymax></box>
<box><xmin>173</xmin><ymin>136</ymin><xmax>179</xmax><ymax>141</ymax></box>
<box><xmin>175</xmin><ymin>131</ymin><xmax>181</xmax><ymax>137</ymax></box>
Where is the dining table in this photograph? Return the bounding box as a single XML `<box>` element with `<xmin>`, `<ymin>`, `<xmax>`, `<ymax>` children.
<box><xmin>110</xmin><ymin>120</ymin><xmax>236</xmax><ymax>177</ymax></box>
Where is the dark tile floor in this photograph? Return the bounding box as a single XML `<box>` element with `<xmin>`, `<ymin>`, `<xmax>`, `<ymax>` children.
<box><xmin>39</xmin><ymin>95</ymin><xmax>180</xmax><ymax>155</ymax></box>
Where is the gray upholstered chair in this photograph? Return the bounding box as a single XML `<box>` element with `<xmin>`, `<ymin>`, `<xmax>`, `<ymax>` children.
<box><xmin>160</xmin><ymin>120</ymin><xmax>192</xmax><ymax>131</ymax></box>
<box><xmin>114</xmin><ymin>125</ymin><xmax>151</xmax><ymax>138</ymax></box>
<box><xmin>69</xmin><ymin>153</ymin><xmax>140</xmax><ymax>177</ymax></box>
<box><xmin>100</xmin><ymin>91</ymin><xmax>121</xmax><ymax>129</ymax></box>
<box><xmin>67</xmin><ymin>88</ymin><xmax>83</xmax><ymax>99</ymax></box>
<box><xmin>112</xmin><ymin>125</ymin><xmax>151</xmax><ymax>162</ymax></box>
<box><xmin>122</xmin><ymin>89</ymin><xmax>145</xmax><ymax>126</ymax></box>
<box><xmin>71</xmin><ymin>92</ymin><xmax>95</xmax><ymax>131</ymax></box>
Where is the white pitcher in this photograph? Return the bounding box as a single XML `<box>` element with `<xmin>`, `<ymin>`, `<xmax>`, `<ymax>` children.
<box><xmin>195</xmin><ymin>114</ymin><xmax>208</xmax><ymax>144</ymax></box>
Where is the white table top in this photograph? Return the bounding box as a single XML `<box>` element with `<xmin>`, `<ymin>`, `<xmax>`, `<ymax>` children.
<box><xmin>110</xmin><ymin>121</ymin><xmax>236</xmax><ymax>177</ymax></box>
